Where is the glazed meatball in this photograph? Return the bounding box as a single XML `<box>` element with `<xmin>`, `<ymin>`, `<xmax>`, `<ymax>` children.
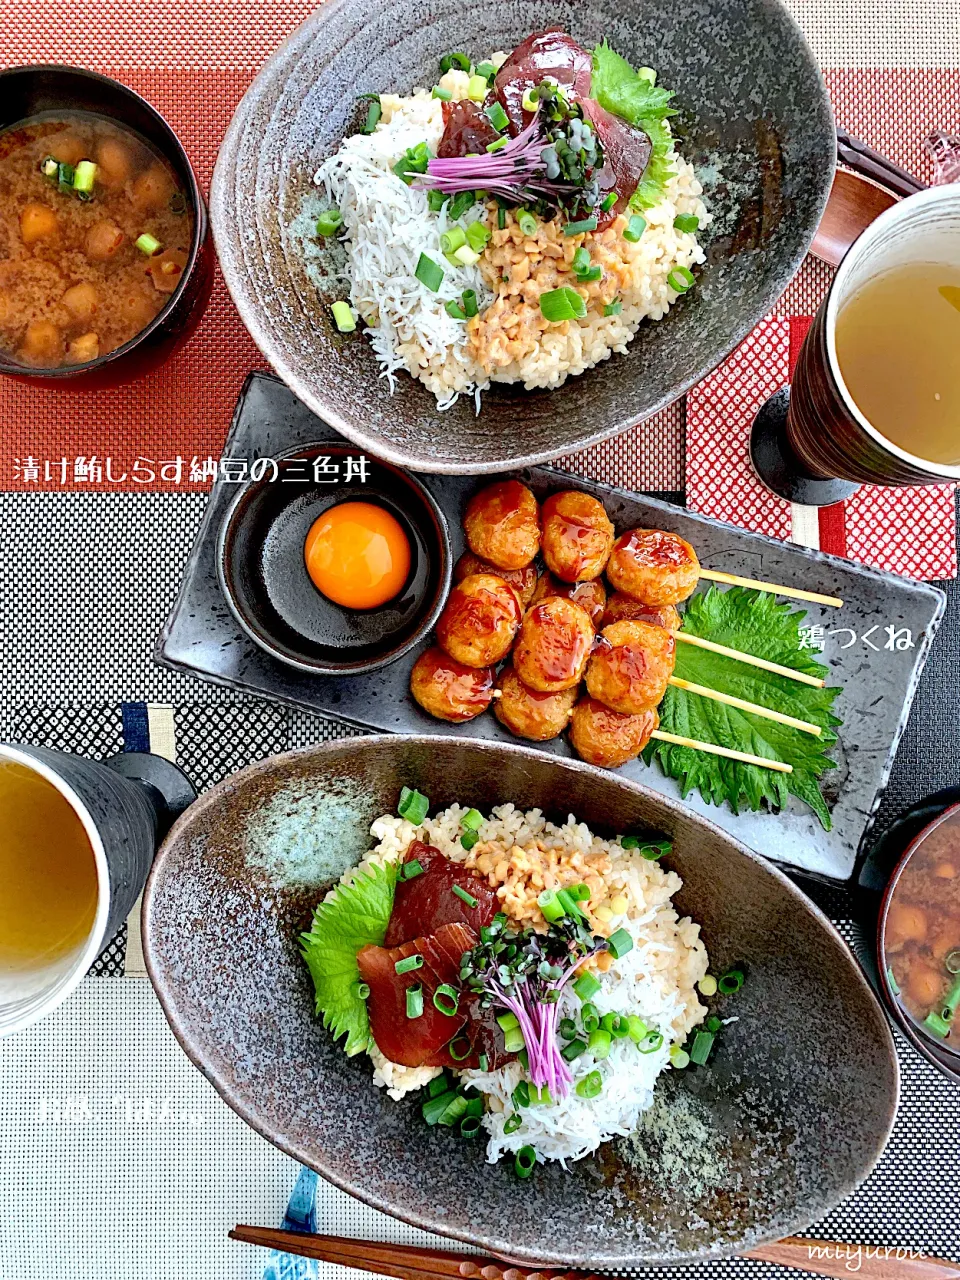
<box><xmin>606</xmin><ymin>528</ymin><xmax>700</xmax><ymax>607</ymax></box>
<box><xmin>513</xmin><ymin>596</ymin><xmax>594</xmax><ymax>693</ymax></box>
<box><xmin>436</xmin><ymin>573</ymin><xmax>523</xmax><ymax>668</ymax></box>
<box><xmin>410</xmin><ymin>647</ymin><xmax>494</xmax><ymax>722</ymax></box>
<box><xmin>463</xmin><ymin>480</ymin><xmax>540</xmax><ymax>570</ymax></box>
<box><xmin>569</xmin><ymin>697</ymin><xmax>659</xmax><ymax>769</ymax></box>
<box><xmin>586</xmin><ymin>621</ymin><xmax>676</xmax><ymax>715</ymax></box>
<box><xmin>541</xmin><ymin>490</ymin><xmax>615</xmax><ymax>583</ymax></box>
<box><xmin>494</xmin><ymin>663</ymin><xmax>578</xmax><ymax>742</ymax></box>
<box><xmin>602</xmin><ymin>594</ymin><xmax>680</xmax><ymax>632</ymax></box>
<box><xmin>530</xmin><ymin>573</ymin><xmax>606</xmax><ymax>628</ymax></box>
<box><xmin>453</xmin><ymin>552</ymin><xmax>538</xmax><ymax>607</ymax></box>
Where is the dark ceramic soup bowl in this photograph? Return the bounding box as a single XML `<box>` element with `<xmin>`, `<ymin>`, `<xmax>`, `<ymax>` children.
<box><xmin>0</xmin><ymin>65</ymin><xmax>214</xmax><ymax>390</ymax></box>
<box><xmin>211</xmin><ymin>0</ymin><xmax>835</xmax><ymax>473</ymax></box>
<box><xmin>142</xmin><ymin>736</ymin><xmax>897</xmax><ymax>1268</ymax></box>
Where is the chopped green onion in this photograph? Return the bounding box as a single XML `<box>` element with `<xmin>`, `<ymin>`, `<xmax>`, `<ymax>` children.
<box><xmin>428</xmin><ymin>1074</ymin><xmax>450</xmax><ymax>1097</ymax></box>
<box><xmin>561</xmin><ymin>1038</ymin><xmax>587</xmax><ymax>1062</ymax></box>
<box><xmin>559</xmin><ymin>1017</ymin><xmax>578</xmax><ymax>1041</ymax></box>
<box><xmin>449</xmin><ymin>191</ymin><xmax>476</xmax><ymax>219</ymax></box>
<box><xmin>620</xmin><ymin>835</ymin><xmax>639</xmax><ymax>849</ymax></box>
<box><xmin>331</xmin><ymin>301</ymin><xmax>356</xmax><ymax>333</ymax></box>
<box><xmin>437</xmin><ymin>1092</ymin><xmax>470</xmax><ymax>1125</ymax></box>
<box><xmin>521</xmin><ymin>87</ymin><xmax>540</xmax><ymax>113</ymax></box>
<box><xmin>475</xmin><ymin>61</ymin><xmax>496</xmax><ymax>82</ymax></box>
<box><xmin>401</xmin><ymin>858</ymin><xmax>424</xmax><ymax>881</ymax></box>
<box><xmin>600</xmin><ymin>1013</ymin><xmax>630</xmax><ymax>1039</ymax></box>
<box><xmin>315</xmin><ymin>209</ymin><xmax>342</xmax><ymax>237</ymax></box>
<box><xmin>135</xmin><ymin>233</ymin><xmax>162</xmax><ymax>256</ymax></box>
<box><xmin>395</xmin><ymin>953</ymin><xmax>424</xmax><ymax>975</ymax></box>
<box><xmin>925</xmin><ymin>1010</ymin><xmax>952</xmax><ymax>1038</ymax></box>
<box><xmin>516</xmin><ymin>1049</ymin><xmax>529</xmax><ymax>1071</ymax></box>
<box><xmin>453</xmin><ymin>244</ymin><xmax>480</xmax><ymax>266</ymax></box>
<box><xmin>603</xmin><ymin>298</ymin><xmax>622</xmax><ymax>316</ymax></box>
<box><xmin>497</xmin><ymin>205</ymin><xmax>506</xmax><ymax>230</ymax></box>
<box><xmin>453</xmin><ymin>884</ymin><xmax>479</xmax><ymax>908</ymax></box>
<box><xmin>432</xmin><ymin>85</ymin><xmax>453</xmax><ymax>100</ymax></box>
<box><xmin>169</xmin><ymin>191</ymin><xmax>187</xmax><ymax>214</ymax></box>
<box><xmin>623</xmin><ymin>214</ymin><xmax>647</xmax><ymax>242</ymax></box>
<box><xmin>568</xmin><ymin>883</ymin><xmax>591</xmax><ymax>902</ymax></box>
<box><xmin>574</xmin><ymin>970</ymin><xmax>601</xmax><ymax>1002</ymax></box>
<box><xmin>576</xmin><ymin>1071</ymin><xmax>603</xmax><ymax>1100</ymax></box>
<box><xmin>697</xmin><ymin>974</ymin><xmax>718</xmax><ymax>997</ymax></box>
<box><xmin>606</xmin><ymin>928</ymin><xmax>634</xmax><ymax>960</ymax></box>
<box><xmin>540</xmin><ymin>286</ymin><xmax>586</xmax><ymax>324</ymax></box>
<box><xmin>517</xmin><ymin>209</ymin><xmax>537</xmax><ymax>237</ymax></box>
<box><xmin>440</xmin><ymin>226</ymin><xmax>467</xmax><ymax>255</ymax></box>
<box><xmin>461</xmin><ymin>808</ymin><xmax>484</xmax><ymax>831</ymax></box>
<box><xmin>485</xmin><ymin>100</ymin><xmax>509</xmax><ymax>132</ymax></box>
<box><xmin>564</xmin><ymin>216</ymin><xmax>598</xmax><ymax>236</ymax></box>
<box><xmin>626</xmin><ymin>1015</ymin><xmax>648</xmax><ymax>1043</ymax></box>
<box><xmin>478</xmin><ymin>1053</ymin><xmax>489</xmax><ymax>1071</ymax></box>
<box><xmin>462</xmin><ymin>288</ymin><xmax>479</xmax><ymax>317</ymax></box>
<box><xmin>673</xmin><ymin>213</ymin><xmax>700</xmax><ymax>233</ymax></box>
<box><xmin>422</xmin><ymin>1088</ymin><xmax>459</xmax><ymax>1124</ymax></box>
<box><xmin>578</xmin><ymin>264</ymin><xmax>602</xmax><ymax>282</ymax></box>
<box><xmin>706</xmin><ymin>1015</ymin><xmax>722</xmax><ymax>1033</ymax></box>
<box><xmin>467</xmin><ymin>74</ymin><xmax>488</xmax><ymax>102</ymax></box>
<box><xmin>668</xmin><ymin>266</ymin><xmax>696</xmax><ymax>293</ymax></box>
<box><xmin>638</xmin><ymin>1029</ymin><xmax>664</xmax><ymax>1054</ymax></box>
<box><xmin>670</xmin><ymin>1046</ymin><xmax>690</xmax><ymax>1069</ymax></box>
<box><xmin>581</xmin><ymin>1003</ymin><xmax>600</xmax><ymax>1035</ymax></box>
<box><xmin>514</xmin><ymin>1146</ymin><xmax>537</xmax><ymax>1179</ymax></box>
<box><xmin>572</xmin><ymin>247</ymin><xmax>591</xmax><ymax>275</ymax></box>
<box><xmin>637</xmin><ymin>67</ymin><xmax>657</xmax><ymax>84</ymax></box>
<box><xmin>588</xmin><ymin>1028</ymin><xmax>612</xmax><ymax>1059</ymax></box>
<box><xmin>433</xmin><ymin>984</ymin><xmax>460</xmax><ymax>1016</ymax></box>
<box><xmin>503</xmin><ymin>1028</ymin><xmax>525</xmax><ymax>1053</ymax></box>
<box><xmin>439</xmin><ymin>52</ymin><xmax>471</xmax><ymax>73</ymax></box>
<box><xmin>537</xmin><ymin>888</ymin><xmax>565</xmax><ymax>923</ymax></box>
<box><xmin>689</xmin><ymin>1029</ymin><xmax>715</xmax><ymax>1065</ymax></box>
<box><xmin>486</xmin><ymin>136</ymin><xmax>508</xmax><ymax>153</ymax></box>
<box><xmin>640</xmin><ymin>839</ymin><xmax>671</xmax><ymax>861</ymax></box>
<box><xmin>946</xmin><ymin>950</ymin><xmax>960</xmax><ymax>975</ymax></box>
<box><xmin>406</xmin><ymin>985</ymin><xmax>424</xmax><ymax>1019</ymax></box>
<box><xmin>530</xmin><ymin>1084</ymin><xmax>552</xmax><ymax>1105</ymax></box>
<box><xmin>393</xmin><ymin>141</ymin><xmax>431</xmax><ymax>184</ymax></box>
<box><xmin>466</xmin><ymin>220</ymin><xmax>490</xmax><ymax>252</ymax></box>
<box><xmin>556</xmin><ymin>888</ymin><xmax>586</xmax><ymax>920</ymax></box>
<box><xmin>351</xmin><ymin>981</ymin><xmax>371</xmax><ymax>999</ymax></box>
<box><xmin>511</xmin><ymin>1081</ymin><xmax>530</xmax><ymax>1109</ymax></box>
<box><xmin>415</xmin><ymin>252</ymin><xmax>445</xmax><ymax>291</ymax></box>
<box><xmin>56</xmin><ymin>161</ymin><xmax>76</xmax><ymax>192</ymax></box>
<box><xmin>460</xmin><ymin>1113</ymin><xmax>482</xmax><ymax>1138</ymax></box>
<box><xmin>72</xmin><ymin>160</ymin><xmax>97</xmax><ymax>194</ymax></box>
<box><xmin>398</xmin><ymin>786</ymin><xmax>429</xmax><ymax>824</ymax></box>
<box><xmin>360</xmin><ymin>98</ymin><xmax>382</xmax><ymax>134</ymax></box>
<box><xmin>40</xmin><ymin>156</ymin><xmax>59</xmax><ymax>179</ymax></box>
<box><xmin>460</xmin><ymin>830</ymin><xmax>479</xmax><ymax>849</ymax></box>
<box><xmin>448</xmin><ymin>1035</ymin><xmax>472</xmax><ymax>1061</ymax></box>
<box><xmin>503</xmin><ymin>1112</ymin><xmax>523</xmax><ymax>1135</ymax></box>
<box><xmin>427</xmin><ymin>189</ymin><xmax>447</xmax><ymax>213</ymax></box>
<box><xmin>497</xmin><ymin>1011</ymin><xmax>520</xmax><ymax>1032</ymax></box>
<box><xmin>718</xmin><ymin>968</ymin><xmax>744</xmax><ymax>995</ymax></box>
<box><xmin>601</xmin><ymin>191</ymin><xmax>617</xmax><ymax>212</ymax></box>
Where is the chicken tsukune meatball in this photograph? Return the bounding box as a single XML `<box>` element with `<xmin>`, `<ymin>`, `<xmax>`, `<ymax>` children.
<box><xmin>585</xmin><ymin>620</ymin><xmax>676</xmax><ymax>716</ymax></box>
<box><xmin>606</xmin><ymin>528</ymin><xmax>700</xmax><ymax>607</ymax></box>
<box><xmin>436</xmin><ymin>574</ymin><xmax>523</xmax><ymax>668</ymax></box>
<box><xmin>512</xmin><ymin>596</ymin><xmax>594</xmax><ymax>693</ymax></box>
<box><xmin>569</xmin><ymin>697</ymin><xmax>659</xmax><ymax>769</ymax></box>
<box><xmin>494</xmin><ymin>663</ymin><xmax>578</xmax><ymax>742</ymax></box>
<box><xmin>540</xmin><ymin>490</ymin><xmax>615</xmax><ymax>583</ymax></box>
<box><xmin>409</xmin><ymin>647</ymin><xmax>495</xmax><ymax>722</ymax></box>
<box><xmin>463</xmin><ymin>480</ymin><xmax>541</xmax><ymax>570</ymax></box>
<box><xmin>453</xmin><ymin>551</ymin><xmax>538</xmax><ymax>607</ymax></box>
<box><xmin>530</xmin><ymin>573</ymin><xmax>607</xmax><ymax>627</ymax></box>
<box><xmin>602</xmin><ymin>594</ymin><xmax>681</xmax><ymax>632</ymax></box>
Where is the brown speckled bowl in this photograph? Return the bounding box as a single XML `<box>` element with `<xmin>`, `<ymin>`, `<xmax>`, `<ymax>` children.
<box><xmin>142</xmin><ymin>736</ymin><xmax>897</xmax><ymax>1268</ymax></box>
<box><xmin>210</xmin><ymin>0</ymin><xmax>834</xmax><ymax>473</ymax></box>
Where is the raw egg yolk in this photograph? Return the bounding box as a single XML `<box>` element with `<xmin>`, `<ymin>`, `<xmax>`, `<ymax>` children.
<box><xmin>304</xmin><ymin>502</ymin><xmax>411</xmax><ymax>610</ymax></box>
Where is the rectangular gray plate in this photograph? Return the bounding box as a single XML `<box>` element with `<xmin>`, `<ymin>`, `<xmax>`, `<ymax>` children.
<box><xmin>156</xmin><ymin>373</ymin><xmax>946</xmax><ymax>881</ymax></box>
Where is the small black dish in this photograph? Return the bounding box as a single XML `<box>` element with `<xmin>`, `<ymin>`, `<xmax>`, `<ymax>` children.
<box><xmin>217</xmin><ymin>442</ymin><xmax>450</xmax><ymax>675</ymax></box>
<box><xmin>0</xmin><ymin>64</ymin><xmax>214</xmax><ymax>390</ymax></box>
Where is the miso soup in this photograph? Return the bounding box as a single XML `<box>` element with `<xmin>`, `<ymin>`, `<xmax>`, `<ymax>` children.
<box><xmin>0</xmin><ymin>110</ymin><xmax>195</xmax><ymax>368</ymax></box>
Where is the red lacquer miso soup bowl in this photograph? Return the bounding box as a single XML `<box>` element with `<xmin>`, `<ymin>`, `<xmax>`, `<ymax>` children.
<box><xmin>0</xmin><ymin>65</ymin><xmax>213</xmax><ymax>390</ymax></box>
<box><xmin>879</xmin><ymin>801</ymin><xmax>960</xmax><ymax>1083</ymax></box>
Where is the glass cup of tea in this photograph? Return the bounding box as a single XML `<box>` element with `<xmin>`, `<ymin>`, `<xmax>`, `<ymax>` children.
<box><xmin>0</xmin><ymin>744</ymin><xmax>195</xmax><ymax>1037</ymax></box>
<box><xmin>751</xmin><ymin>185</ymin><xmax>960</xmax><ymax>505</ymax></box>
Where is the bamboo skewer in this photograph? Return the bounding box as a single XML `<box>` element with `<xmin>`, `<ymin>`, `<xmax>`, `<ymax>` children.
<box><xmin>650</xmin><ymin>730</ymin><xmax>793</xmax><ymax>773</ymax></box>
<box><xmin>670</xmin><ymin>631</ymin><xmax>826</xmax><ymax>689</ymax></box>
<box><xmin>699</xmin><ymin>568</ymin><xmax>843</xmax><ymax>609</ymax></box>
<box><xmin>667</xmin><ymin>677</ymin><xmax>822</xmax><ymax>737</ymax></box>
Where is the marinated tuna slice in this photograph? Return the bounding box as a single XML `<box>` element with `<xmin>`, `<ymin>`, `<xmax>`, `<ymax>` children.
<box><xmin>437</xmin><ymin>99</ymin><xmax>501</xmax><ymax>159</ymax></box>
<box><xmin>581</xmin><ymin>99</ymin><xmax>652</xmax><ymax>224</ymax></box>
<box><xmin>494</xmin><ymin>27</ymin><xmax>592</xmax><ymax>133</ymax></box>
<box><xmin>384</xmin><ymin>841</ymin><xmax>499</xmax><ymax>947</ymax></box>
<box><xmin>358</xmin><ymin>922</ymin><xmax>477</xmax><ymax>1068</ymax></box>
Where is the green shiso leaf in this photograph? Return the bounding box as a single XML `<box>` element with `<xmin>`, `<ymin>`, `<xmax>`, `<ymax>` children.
<box><xmin>590</xmin><ymin>41</ymin><xmax>677</xmax><ymax>211</ymax></box>
<box><xmin>643</xmin><ymin>587</ymin><xmax>842</xmax><ymax>829</ymax></box>
<box><xmin>301</xmin><ymin>861</ymin><xmax>397</xmax><ymax>1056</ymax></box>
